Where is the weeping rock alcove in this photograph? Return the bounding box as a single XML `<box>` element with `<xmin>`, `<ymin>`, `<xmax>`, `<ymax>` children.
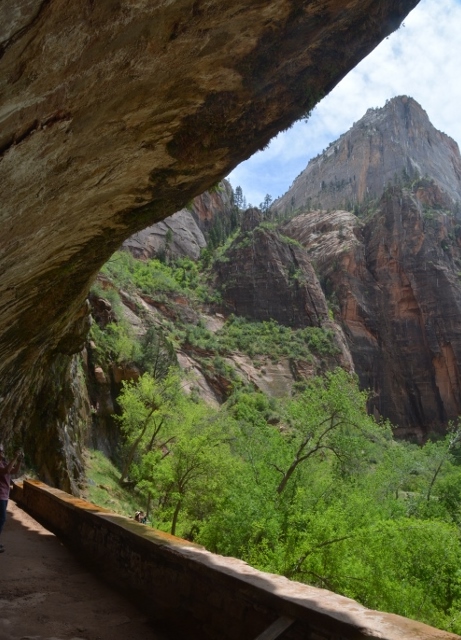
<box><xmin>0</xmin><ymin>0</ymin><xmax>419</xmax><ymax>488</ymax></box>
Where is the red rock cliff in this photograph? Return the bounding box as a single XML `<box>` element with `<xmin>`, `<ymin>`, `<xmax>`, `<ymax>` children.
<box><xmin>284</xmin><ymin>184</ymin><xmax>461</xmax><ymax>438</ymax></box>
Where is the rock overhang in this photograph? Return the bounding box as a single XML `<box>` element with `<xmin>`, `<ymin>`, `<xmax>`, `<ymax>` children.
<box><xmin>0</xmin><ymin>0</ymin><xmax>419</xmax><ymax>454</ymax></box>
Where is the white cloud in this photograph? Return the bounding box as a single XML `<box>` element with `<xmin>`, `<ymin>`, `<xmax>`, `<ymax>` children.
<box><xmin>227</xmin><ymin>0</ymin><xmax>461</xmax><ymax>206</ymax></box>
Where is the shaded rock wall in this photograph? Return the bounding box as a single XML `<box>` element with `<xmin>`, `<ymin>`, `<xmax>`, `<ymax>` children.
<box><xmin>215</xmin><ymin>209</ymin><xmax>353</xmax><ymax>373</ymax></box>
<box><xmin>217</xmin><ymin>213</ymin><xmax>331</xmax><ymax>328</ymax></box>
<box><xmin>0</xmin><ymin>0</ymin><xmax>419</xmax><ymax>485</ymax></box>
<box><xmin>122</xmin><ymin>209</ymin><xmax>207</xmax><ymax>261</ymax></box>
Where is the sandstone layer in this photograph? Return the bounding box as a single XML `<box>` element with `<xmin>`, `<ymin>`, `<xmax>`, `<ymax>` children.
<box><xmin>215</xmin><ymin>208</ymin><xmax>353</xmax><ymax>370</ymax></box>
<box><xmin>123</xmin><ymin>180</ymin><xmax>234</xmax><ymax>260</ymax></box>
<box><xmin>217</xmin><ymin>208</ymin><xmax>331</xmax><ymax>328</ymax></box>
<box><xmin>0</xmin><ymin>0</ymin><xmax>418</xmax><ymax>484</ymax></box>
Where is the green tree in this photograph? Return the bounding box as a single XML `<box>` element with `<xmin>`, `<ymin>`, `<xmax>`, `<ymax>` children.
<box><xmin>137</xmin><ymin>399</ymin><xmax>237</xmax><ymax>536</ymax></box>
<box><xmin>234</xmin><ymin>185</ymin><xmax>244</xmax><ymax>210</ymax></box>
<box><xmin>117</xmin><ymin>370</ymin><xmax>181</xmax><ymax>483</ymax></box>
<box><xmin>259</xmin><ymin>193</ymin><xmax>273</xmax><ymax>217</ymax></box>
<box><xmin>275</xmin><ymin>369</ymin><xmax>390</xmax><ymax>494</ymax></box>
<box><xmin>138</xmin><ymin>325</ymin><xmax>177</xmax><ymax>379</ymax></box>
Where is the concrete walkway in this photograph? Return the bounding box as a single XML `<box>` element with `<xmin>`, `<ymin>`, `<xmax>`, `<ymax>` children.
<box><xmin>0</xmin><ymin>501</ymin><xmax>168</xmax><ymax>640</ymax></box>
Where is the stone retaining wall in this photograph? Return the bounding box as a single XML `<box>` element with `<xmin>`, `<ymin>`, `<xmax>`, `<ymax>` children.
<box><xmin>13</xmin><ymin>479</ymin><xmax>458</xmax><ymax>640</ymax></box>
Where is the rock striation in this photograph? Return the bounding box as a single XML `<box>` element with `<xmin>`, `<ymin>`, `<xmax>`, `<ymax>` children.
<box><xmin>216</xmin><ymin>209</ymin><xmax>330</xmax><ymax>328</ymax></box>
<box><xmin>284</xmin><ymin>183</ymin><xmax>461</xmax><ymax>439</ymax></box>
<box><xmin>91</xmin><ymin>89</ymin><xmax>461</xmax><ymax>441</ymax></box>
<box><xmin>122</xmin><ymin>209</ymin><xmax>207</xmax><ymax>261</ymax></box>
<box><xmin>274</xmin><ymin>97</ymin><xmax>461</xmax><ymax>438</ymax></box>
<box><xmin>215</xmin><ymin>208</ymin><xmax>353</xmax><ymax>371</ymax></box>
<box><xmin>273</xmin><ymin>96</ymin><xmax>461</xmax><ymax>215</ymax></box>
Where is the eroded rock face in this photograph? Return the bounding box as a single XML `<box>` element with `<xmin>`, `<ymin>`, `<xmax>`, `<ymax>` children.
<box><xmin>123</xmin><ymin>209</ymin><xmax>207</xmax><ymax>261</ymax></box>
<box><xmin>0</xmin><ymin>0</ymin><xmax>418</xmax><ymax>486</ymax></box>
<box><xmin>273</xmin><ymin>96</ymin><xmax>461</xmax><ymax>215</ymax></box>
<box><xmin>215</xmin><ymin>209</ymin><xmax>353</xmax><ymax>371</ymax></box>
<box><xmin>276</xmin><ymin>97</ymin><xmax>461</xmax><ymax>438</ymax></box>
<box><xmin>123</xmin><ymin>180</ymin><xmax>234</xmax><ymax>260</ymax></box>
<box><xmin>284</xmin><ymin>186</ymin><xmax>461</xmax><ymax>439</ymax></box>
<box><xmin>216</xmin><ymin>210</ymin><xmax>330</xmax><ymax>328</ymax></box>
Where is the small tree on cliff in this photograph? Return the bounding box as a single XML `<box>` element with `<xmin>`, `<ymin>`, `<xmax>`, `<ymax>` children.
<box><xmin>234</xmin><ymin>185</ymin><xmax>244</xmax><ymax>210</ymax></box>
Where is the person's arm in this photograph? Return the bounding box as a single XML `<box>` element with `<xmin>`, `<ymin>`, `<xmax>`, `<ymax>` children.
<box><xmin>10</xmin><ymin>456</ymin><xmax>22</xmax><ymax>475</ymax></box>
<box><xmin>0</xmin><ymin>452</ymin><xmax>22</xmax><ymax>475</ymax></box>
<box><xmin>11</xmin><ymin>450</ymin><xmax>23</xmax><ymax>474</ymax></box>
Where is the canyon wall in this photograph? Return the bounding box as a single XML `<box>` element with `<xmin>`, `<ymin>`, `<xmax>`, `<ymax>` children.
<box><xmin>284</xmin><ymin>184</ymin><xmax>461</xmax><ymax>439</ymax></box>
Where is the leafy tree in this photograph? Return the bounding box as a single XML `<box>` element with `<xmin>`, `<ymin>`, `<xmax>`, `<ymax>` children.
<box><xmin>259</xmin><ymin>193</ymin><xmax>273</xmax><ymax>217</ymax></box>
<box><xmin>423</xmin><ymin>424</ymin><xmax>461</xmax><ymax>501</ymax></box>
<box><xmin>274</xmin><ymin>369</ymin><xmax>390</xmax><ymax>494</ymax></box>
<box><xmin>90</xmin><ymin>320</ymin><xmax>140</xmax><ymax>368</ymax></box>
<box><xmin>234</xmin><ymin>185</ymin><xmax>244</xmax><ymax>210</ymax></box>
<box><xmin>138</xmin><ymin>325</ymin><xmax>177</xmax><ymax>379</ymax></box>
<box><xmin>117</xmin><ymin>371</ymin><xmax>181</xmax><ymax>483</ymax></box>
<box><xmin>136</xmin><ymin>399</ymin><xmax>237</xmax><ymax>536</ymax></box>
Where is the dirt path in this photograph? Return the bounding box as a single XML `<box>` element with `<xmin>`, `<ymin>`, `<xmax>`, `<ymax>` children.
<box><xmin>0</xmin><ymin>501</ymin><xmax>169</xmax><ymax>640</ymax></box>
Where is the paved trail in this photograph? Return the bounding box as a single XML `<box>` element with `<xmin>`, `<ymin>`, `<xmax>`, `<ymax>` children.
<box><xmin>0</xmin><ymin>502</ymin><xmax>168</xmax><ymax>640</ymax></box>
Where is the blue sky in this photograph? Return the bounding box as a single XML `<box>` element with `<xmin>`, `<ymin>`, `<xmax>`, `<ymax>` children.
<box><xmin>227</xmin><ymin>0</ymin><xmax>461</xmax><ymax>207</ymax></box>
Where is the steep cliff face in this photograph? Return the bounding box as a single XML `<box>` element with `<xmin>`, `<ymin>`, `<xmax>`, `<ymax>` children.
<box><xmin>273</xmin><ymin>96</ymin><xmax>461</xmax><ymax>215</ymax></box>
<box><xmin>0</xmin><ymin>0</ymin><xmax>419</xmax><ymax>486</ymax></box>
<box><xmin>215</xmin><ymin>208</ymin><xmax>353</xmax><ymax>370</ymax></box>
<box><xmin>122</xmin><ymin>180</ymin><xmax>234</xmax><ymax>260</ymax></box>
<box><xmin>189</xmin><ymin>180</ymin><xmax>235</xmax><ymax>236</ymax></box>
<box><xmin>216</xmin><ymin>209</ymin><xmax>329</xmax><ymax>327</ymax></box>
<box><xmin>284</xmin><ymin>184</ymin><xmax>461</xmax><ymax>438</ymax></box>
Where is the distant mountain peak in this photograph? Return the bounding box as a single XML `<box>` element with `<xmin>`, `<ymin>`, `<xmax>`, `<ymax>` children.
<box><xmin>272</xmin><ymin>97</ymin><xmax>461</xmax><ymax>217</ymax></box>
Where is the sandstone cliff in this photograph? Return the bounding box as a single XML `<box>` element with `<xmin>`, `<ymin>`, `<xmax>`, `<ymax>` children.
<box><xmin>122</xmin><ymin>180</ymin><xmax>234</xmax><ymax>260</ymax></box>
<box><xmin>272</xmin><ymin>97</ymin><xmax>461</xmax><ymax>438</ymax></box>
<box><xmin>215</xmin><ymin>208</ymin><xmax>353</xmax><ymax>369</ymax></box>
<box><xmin>283</xmin><ymin>183</ymin><xmax>461</xmax><ymax>439</ymax></box>
<box><xmin>216</xmin><ymin>209</ymin><xmax>330</xmax><ymax>328</ymax></box>
<box><xmin>273</xmin><ymin>96</ymin><xmax>461</xmax><ymax>215</ymax></box>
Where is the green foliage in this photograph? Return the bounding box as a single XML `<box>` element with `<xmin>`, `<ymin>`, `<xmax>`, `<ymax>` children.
<box><xmin>278</xmin><ymin>234</ymin><xmax>303</xmax><ymax>248</ymax></box>
<box><xmin>88</xmin><ymin>280</ymin><xmax>142</xmax><ymax>367</ymax></box>
<box><xmin>101</xmin><ymin>250</ymin><xmax>213</xmax><ymax>302</ymax></box>
<box><xmin>185</xmin><ymin>315</ymin><xmax>338</xmax><ymax>362</ymax></box>
<box><xmin>90</xmin><ymin>281</ymin><xmax>125</xmax><ymax>316</ymax></box>
<box><xmin>90</xmin><ymin>366</ymin><xmax>461</xmax><ymax>634</ymax></box>
<box><xmin>84</xmin><ymin>449</ymin><xmax>141</xmax><ymax>518</ymax></box>
<box><xmin>87</xmin><ymin>220</ymin><xmax>461</xmax><ymax>634</ymax></box>
<box><xmin>259</xmin><ymin>193</ymin><xmax>273</xmax><ymax>216</ymax></box>
<box><xmin>117</xmin><ymin>371</ymin><xmax>238</xmax><ymax>536</ymax></box>
<box><xmin>117</xmin><ymin>370</ymin><xmax>182</xmax><ymax>483</ymax></box>
<box><xmin>90</xmin><ymin>321</ymin><xmax>140</xmax><ymax>367</ymax></box>
<box><xmin>137</xmin><ymin>325</ymin><xmax>177</xmax><ymax>378</ymax></box>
